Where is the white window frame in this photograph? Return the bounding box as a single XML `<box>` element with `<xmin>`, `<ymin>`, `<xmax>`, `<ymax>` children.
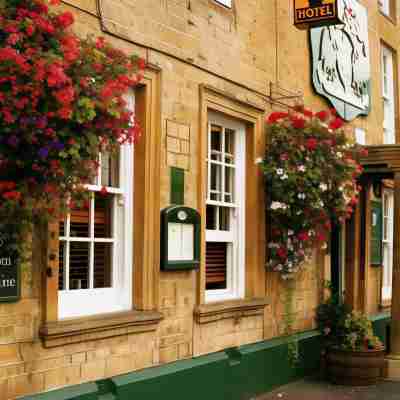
<box><xmin>214</xmin><ymin>0</ymin><xmax>232</xmax><ymax>8</ymax></box>
<box><xmin>205</xmin><ymin>112</ymin><xmax>245</xmax><ymax>303</ymax></box>
<box><xmin>381</xmin><ymin>45</ymin><xmax>395</xmax><ymax>144</ymax></box>
<box><xmin>58</xmin><ymin>96</ymin><xmax>134</xmax><ymax>319</ymax></box>
<box><xmin>379</xmin><ymin>0</ymin><xmax>391</xmax><ymax>16</ymax></box>
<box><xmin>382</xmin><ymin>190</ymin><xmax>394</xmax><ymax>302</ymax></box>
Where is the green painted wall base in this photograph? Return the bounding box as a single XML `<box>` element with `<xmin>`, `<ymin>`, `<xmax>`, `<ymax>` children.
<box><xmin>371</xmin><ymin>312</ymin><xmax>391</xmax><ymax>350</ymax></box>
<box><xmin>24</xmin><ymin>330</ymin><xmax>322</xmax><ymax>400</ymax></box>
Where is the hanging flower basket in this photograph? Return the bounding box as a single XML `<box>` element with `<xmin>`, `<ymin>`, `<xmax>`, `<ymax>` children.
<box><xmin>0</xmin><ymin>0</ymin><xmax>145</xmax><ymax>222</ymax></box>
<box><xmin>259</xmin><ymin>107</ymin><xmax>367</xmax><ymax>280</ymax></box>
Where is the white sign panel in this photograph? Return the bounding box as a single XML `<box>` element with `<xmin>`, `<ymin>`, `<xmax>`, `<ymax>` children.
<box><xmin>168</xmin><ymin>223</ymin><xmax>194</xmax><ymax>261</ymax></box>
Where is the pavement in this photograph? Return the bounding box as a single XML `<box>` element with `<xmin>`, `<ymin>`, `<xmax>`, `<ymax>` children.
<box><xmin>255</xmin><ymin>377</ymin><xmax>400</xmax><ymax>400</ymax></box>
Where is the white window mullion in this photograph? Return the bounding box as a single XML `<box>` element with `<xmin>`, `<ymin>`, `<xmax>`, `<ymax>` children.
<box><xmin>65</xmin><ymin>212</ymin><xmax>71</xmax><ymax>291</ymax></box>
<box><xmin>89</xmin><ymin>194</ymin><xmax>95</xmax><ymax>289</ymax></box>
<box><xmin>221</xmin><ymin>128</ymin><xmax>226</xmax><ymax>204</ymax></box>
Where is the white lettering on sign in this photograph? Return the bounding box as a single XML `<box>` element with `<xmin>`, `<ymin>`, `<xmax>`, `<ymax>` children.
<box><xmin>0</xmin><ymin>279</ymin><xmax>16</xmax><ymax>288</ymax></box>
<box><xmin>0</xmin><ymin>257</ymin><xmax>11</xmax><ymax>266</ymax></box>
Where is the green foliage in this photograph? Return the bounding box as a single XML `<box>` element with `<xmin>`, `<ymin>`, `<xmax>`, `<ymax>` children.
<box><xmin>316</xmin><ymin>284</ymin><xmax>383</xmax><ymax>351</ymax></box>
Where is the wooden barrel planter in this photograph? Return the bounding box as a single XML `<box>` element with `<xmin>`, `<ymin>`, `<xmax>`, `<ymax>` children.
<box><xmin>326</xmin><ymin>347</ymin><xmax>386</xmax><ymax>386</ymax></box>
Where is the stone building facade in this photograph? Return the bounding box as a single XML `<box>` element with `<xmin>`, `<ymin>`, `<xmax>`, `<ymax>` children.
<box><xmin>0</xmin><ymin>0</ymin><xmax>399</xmax><ymax>398</ymax></box>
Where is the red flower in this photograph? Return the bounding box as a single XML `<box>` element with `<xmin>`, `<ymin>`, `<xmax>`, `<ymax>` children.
<box><xmin>277</xmin><ymin>247</ymin><xmax>287</xmax><ymax>259</ymax></box>
<box><xmin>350</xmin><ymin>197</ymin><xmax>358</xmax><ymax>206</ymax></box>
<box><xmin>50</xmin><ymin>0</ymin><xmax>61</xmax><ymax>5</ymax></box>
<box><xmin>2</xmin><ymin>191</ymin><xmax>21</xmax><ymax>201</ymax></box>
<box><xmin>138</xmin><ymin>58</ymin><xmax>146</xmax><ymax>70</ymax></box>
<box><xmin>315</xmin><ymin>110</ymin><xmax>329</xmax><ymax>121</ymax></box>
<box><xmin>55</xmin><ymin>12</ymin><xmax>74</xmax><ymax>29</ymax></box>
<box><xmin>100</xmin><ymin>186</ymin><xmax>108</xmax><ymax>196</ymax></box>
<box><xmin>0</xmin><ymin>181</ymin><xmax>16</xmax><ymax>191</ymax></box>
<box><xmin>291</xmin><ymin>116</ymin><xmax>306</xmax><ymax>129</ymax></box>
<box><xmin>316</xmin><ymin>232</ymin><xmax>326</xmax><ymax>242</ymax></box>
<box><xmin>54</xmin><ymin>86</ymin><xmax>75</xmax><ymax>105</ymax></box>
<box><xmin>96</xmin><ymin>37</ymin><xmax>106</xmax><ymax>49</ymax></box>
<box><xmin>302</xmin><ymin>108</ymin><xmax>313</xmax><ymax>118</ymax></box>
<box><xmin>297</xmin><ymin>231</ymin><xmax>309</xmax><ymax>242</ymax></box>
<box><xmin>329</xmin><ymin>117</ymin><xmax>344</xmax><ymax>130</ymax></box>
<box><xmin>305</xmin><ymin>137</ymin><xmax>318</xmax><ymax>151</ymax></box>
<box><xmin>267</xmin><ymin>112</ymin><xmax>288</xmax><ymax>124</ymax></box>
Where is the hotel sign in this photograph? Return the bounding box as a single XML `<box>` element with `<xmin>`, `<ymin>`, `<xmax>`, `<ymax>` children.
<box><xmin>294</xmin><ymin>0</ymin><xmax>343</xmax><ymax>29</ymax></box>
<box><xmin>0</xmin><ymin>223</ymin><xmax>20</xmax><ymax>302</ymax></box>
<box><xmin>310</xmin><ymin>0</ymin><xmax>371</xmax><ymax>121</ymax></box>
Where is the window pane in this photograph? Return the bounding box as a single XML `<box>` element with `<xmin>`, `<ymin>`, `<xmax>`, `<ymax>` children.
<box><xmin>69</xmin><ymin>242</ymin><xmax>89</xmax><ymax>290</ymax></box>
<box><xmin>206</xmin><ymin>242</ymin><xmax>227</xmax><ymax>290</ymax></box>
<box><xmin>70</xmin><ymin>206</ymin><xmax>90</xmax><ymax>238</ymax></box>
<box><xmin>206</xmin><ymin>205</ymin><xmax>217</xmax><ymax>230</ymax></box>
<box><xmin>59</xmin><ymin>218</ymin><xmax>65</xmax><ymax>237</ymax></box>
<box><xmin>94</xmin><ymin>193</ymin><xmax>112</xmax><ymax>238</ymax></box>
<box><xmin>58</xmin><ymin>241</ymin><xmax>66</xmax><ymax>290</ymax></box>
<box><xmin>101</xmin><ymin>150</ymin><xmax>119</xmax><ymax>188</ymax></box>
<box><xmin>94</xmin><ymin>243</ymin><xmax>112</xmax><ymax>288</ymax></box>
<box><xmin>225</xmin><ymin>128</ymin><xmax>235</xmax><ymax>163</ymax></box>
<box><xmin>210</xmin><ymin>163</ymin><xmax>221</xmax><ymax>201</ymax></box>
<box><xmin>210</xmin><ymin>125</ymin><xmax>222</xmax><ymax>161</ymax></box>
<box><xmin>225</xmin><ymin>166</ymin><xmax>234</xmax><ymax>203</ymax></box>
<box><xmin>219</xmin><ymin>207</ymin><xmax>230</xmax><ymax>231</ymax></box>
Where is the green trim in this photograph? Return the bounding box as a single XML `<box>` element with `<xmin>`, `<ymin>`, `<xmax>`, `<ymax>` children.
<box><xmin>370</xmin><ymin>312</ymin><xmax>391</xmax><ymax>349</ymax></box>
<box><xmin>22</xmin><ymin>331</ymin><xmax>322</xmax><ymax>400</ymax></box>
<box><xmin>170</xmin><ymin>167</ymin><xmax>184</xmax><ymax>205</ymax></box>
<box><xmin>160</xmin><ymin>206</ymin><xmax>201</xmax><ymax>271</ymax></box>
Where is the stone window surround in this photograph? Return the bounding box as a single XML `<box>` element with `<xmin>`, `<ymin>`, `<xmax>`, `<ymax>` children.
<box><xmin>39</xmin><ymin>66</ymin><xmax>163</xmax><ymax>348</ymax></box>
<box><xmin>198</xmin><ymin>84</ymin><xmax>268</xmax><ymax>310</ymax></box>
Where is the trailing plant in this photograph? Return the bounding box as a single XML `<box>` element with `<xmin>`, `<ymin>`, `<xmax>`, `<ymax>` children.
<box><xmin>0</xmin><ymin>0</ymin><xmax>145</xmax><ymax>222</ymax></box>
<box><xmin>260</xmin><ymin>107</ymin><xmax>367</xmax><ymax>280</ymax></box>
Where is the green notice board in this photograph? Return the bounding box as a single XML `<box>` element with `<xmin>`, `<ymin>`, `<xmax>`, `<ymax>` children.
<box><xmin>0</xmin><ymin>223</ymin><xmax>20</xmax><ymax>302</ymax></box>
<box><xmin>370</xmin><ymin>201</ymin><xmax>383</xmax><ymax>266</ymax></box>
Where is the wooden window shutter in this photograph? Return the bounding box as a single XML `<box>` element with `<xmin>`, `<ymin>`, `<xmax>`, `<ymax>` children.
<box><xmin>206</xmin><ymin>242</ymin><xmax>227</xmax><ymax>290</ymax></box>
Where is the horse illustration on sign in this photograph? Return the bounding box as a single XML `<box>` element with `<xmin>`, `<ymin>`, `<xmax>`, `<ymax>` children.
<box><xmin>310</xmin><ymin>0</ymin><xmax>370</xmax><ymax>121</ymax></box>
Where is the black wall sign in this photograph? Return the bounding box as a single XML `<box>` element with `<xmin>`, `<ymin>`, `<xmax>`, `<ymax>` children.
<box><xmin>0</xmin><ymin>223</ymin><xmax>20</xmax><ymax>302</ymax></box>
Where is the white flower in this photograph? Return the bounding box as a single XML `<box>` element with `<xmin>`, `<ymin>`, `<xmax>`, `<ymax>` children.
<box><xmin>298</xmin><ymin>193</ymin><xmax>306</xmax><ymax>200</ymax></box>
<box><xmin>298</xmin><ymin>165</ymin><xmax>306</xmax><ymax>172</ymax></box>
<box><xmin>296</xmin><ymin>210</ymin><xmax>302</xmax><ymax>215</ymax></box>
<box><xmin>336</xmin><ymin>152</ymin><xmax>343</xmax><ymax>158</ymax></box>
<box><xmin>255</xmin><ymin>157</ymin><xmax>263</xmax><ymax>164</ymax></box>
<box><xmin>280</xmin><ymin>174</ymin><xmax>288</xmax><ymax>180</ymax></box>
<box><xmin>308</xmin><ymin>230</ymin><xmax>315</xmax><ymax>236</ymax></box>
<box><xmin>268</xmin><ymin>242</ymin><xmax>279</xmax><ymax>249</ymax></box>
<box><xmin>339</xmin><ymin>186</ymin><xmax>344</xmax><ymax>192</ymax></box>
<box><xmin>319</xmin><ymin>183</ymin><xmax>328</xmax><ymax>192</ymax></box>
<box><xmin>270</xmin><ymin>201</ymin><xmax>288</xmax><ymax>210</ymax></box>
<box><xmin>276</xmin><ymin>168</ymin><xmax>284</xmax><ymax>175</ymax></box>
<box><xmin>319</xmin><ymin>201</ymin><xmax>324</xmax><ymax>207</ymax></box>
<box><xmin>288</xmin><ymin>230</ymin><xmax>294</xmax><ymax>236</ymax></box>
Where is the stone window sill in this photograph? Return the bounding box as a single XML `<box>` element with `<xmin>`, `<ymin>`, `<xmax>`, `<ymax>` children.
<box><xmin>194</xmin><ymin>298</ymin><xmax>269</xmax><ymax>324</ymax></box>
<box><xmin>40</xmin><ymin>310</ymin><xmax>163</xmax><ymax>348</ymax></box>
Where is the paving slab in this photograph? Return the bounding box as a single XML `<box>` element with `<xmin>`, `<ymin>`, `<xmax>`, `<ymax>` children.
<box><xmin>256</xmin><ymin>377</ymin><xmax>400</xmax><ymax>400</ymax></box>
